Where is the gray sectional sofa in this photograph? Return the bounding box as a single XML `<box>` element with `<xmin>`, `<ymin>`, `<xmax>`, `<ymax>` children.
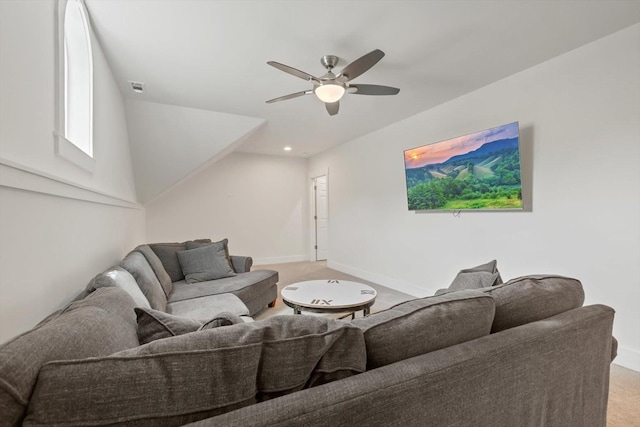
<box><xmin>87</xmin><ymin>239</ymin><xmax>279</xmax><ymax>320</ymax></box>
<box><xmin>0</xmin><ymin>260</ymin><xmax>616</xmax><ymax>426</ymax></box>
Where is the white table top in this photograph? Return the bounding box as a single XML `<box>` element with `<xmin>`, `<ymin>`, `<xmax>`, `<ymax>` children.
<box><xmin>281</xmin><ymin>280</ymin><xmax>377</xmax><ymax>310</ymax></box>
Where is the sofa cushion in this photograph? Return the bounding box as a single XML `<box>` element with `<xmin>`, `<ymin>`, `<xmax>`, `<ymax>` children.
<box><xmin>120</xmin><ymin>251</ymin><xmax>167</xmax><ymax>311</ymax></box>
<box><xmin>86</xmin><ymin>267</ymin><xmax>151</xmax><ymax>309</ymax></box>
<box><xmin>135</xmin><ymin>308</ymin><xmax>203</xmax><ymax>344</ymax></box>
<box><xmin>167</xmin><ymin>292</ymin><xmax>250</xmax><ymax>320</ymax></box>
<box><xmin>0</xmin><ymin>288</ymin><xmax>138</xmax><ymax>426</ymax></box>
<box><xmin>177</xmin><ymin>242</ymin><xmax>236</xmax><ymax>283</ymax></box>
<box><xmin>169</xmin><ymin>270</ymin><xmax>278</xmax><ymax>304</ymax></box>
<box><xmin>482</xmin><ymin>275</ymin><xmax>585</xmax><ymax>332</ymax></box>
<box><xmin>133</xmin><ymin>244</ymin><xmax>174</xmax><ymax>296</ymax></box>
<box><xmin>352</xmin><ymin>290</ymin><xmax>495</xmax><ymax>369</ymax></box>
<box><xmin>149</xmin><ymin>239</ymin><xmax>212</xmax><ymax>283</ymax></box>
<box><xmin>24</xmin><ymin>316</ymin><xmax>366</xmax><ymax>426</ymax></box>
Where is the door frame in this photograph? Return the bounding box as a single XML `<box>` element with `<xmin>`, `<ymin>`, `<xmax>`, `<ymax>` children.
<box><xmin>309</xmin><ymin>173</ymin><xmax>329</xmax><ymax>262</ymax></box>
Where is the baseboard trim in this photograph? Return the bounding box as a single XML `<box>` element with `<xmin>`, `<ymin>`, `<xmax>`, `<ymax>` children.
<box><xmin>327</xmin><ymin>260</ymin><xmax>432</xmax><ymax>298</ymax></box>
<box><xmin>253</xmin><ymin>254</ymin><xmax>309</xmax><ymax>266</ymax></box>
<box><xmin>613</xmin><ymin>345</ymin><xmax>640</xmax><ymax>372</ymax></box>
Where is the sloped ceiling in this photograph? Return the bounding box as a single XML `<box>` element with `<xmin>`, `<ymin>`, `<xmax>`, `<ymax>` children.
<box><xmin>125</xmin><ymin>100</ymin><xmax>264</xmax><ymax>203</ymax></box>
<box><xmin>84</xmin><ymin>0</ymin><xmax>640</xmax><ymax>204</ymax></box>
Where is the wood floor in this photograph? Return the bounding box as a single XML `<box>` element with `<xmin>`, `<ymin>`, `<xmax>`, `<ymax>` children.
<box><xmin>608</xmin><ymin>364</ymin><xmax>640</xmax><ymax>426</ymax></box>
<box><xmin>255</xmin><ymin>260</ymin><xmax>640</xmax><ymax>425</ymax></box>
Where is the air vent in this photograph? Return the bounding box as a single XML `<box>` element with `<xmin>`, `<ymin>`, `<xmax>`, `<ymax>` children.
<box><xmin>129</xmin><ymin>81</ymin><xmax>144</xmax><ymax>93</ymax></box>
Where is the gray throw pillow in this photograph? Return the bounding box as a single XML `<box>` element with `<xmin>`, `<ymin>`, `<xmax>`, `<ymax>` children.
<box><xmin>150</xmin><ymin>239</ymin><xmax>212</xmax><ymax>283</ymax></box>
<box><xmin>135</xmin><ymin>307</ymin><xmax>202</xmax><ymax>344</ymax></box>
<box><xmin>177</xmin><ymin>242</ymin><xmax>236</xmax><ymax>283</ymax></box>
<box><xmin>186</xmin><ymin>238</ymin><xmax>234</xmax><ymax>272</ymax></box>
<box><xmin>449</xmin><ymin>259</ymin><xmax>503</xmax><ymax>291</ymax></box>
<box><xmin>199</xmin><ymin>312</ymin><xmax>245</xmax><ymax>329</ymax></box>
<box><xmin>135</xmin><ymin>308</ymin><xmax>243</xmax><ymax>345</ymax></box>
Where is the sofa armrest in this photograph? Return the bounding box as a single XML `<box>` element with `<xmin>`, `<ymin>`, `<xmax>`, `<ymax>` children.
<box><xmin>230</xmin><ymin>256</ymin><xmax>253</xmax><ymax>273</ymax></box>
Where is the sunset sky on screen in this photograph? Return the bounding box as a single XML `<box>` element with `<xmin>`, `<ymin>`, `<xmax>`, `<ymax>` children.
<box><xmin>404</xmin><ymin>122</ymin><xmax>519</xmax><ymax>169</ymax></box>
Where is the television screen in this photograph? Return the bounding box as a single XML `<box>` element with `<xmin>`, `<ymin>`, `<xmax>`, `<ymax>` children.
<box><xmin>404</xmin><ymin>122</ymin><xmax>523</xmax><ymax>211</ymax></box>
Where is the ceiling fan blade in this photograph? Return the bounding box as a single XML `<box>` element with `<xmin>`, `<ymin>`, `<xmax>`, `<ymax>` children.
<box><xmin>337</xmin><ymin>49</ymin><xmax>385</xmax><ymax>81</ymax></box>
<box><xmin>267</xmin><ymin>61</ymin><xmax>320</xmax><ymax>83</ymax></box>
<box><xmin>266</xmin><ymin>90</ymin><xmax>313</xmax><ymax>103</ymax></box>
<box><xmin>325</xmin><ymin>101</ymin><xmax>339</xmax><ymax>116</ymax></box>
<box><xmin>349</xmin><ymin>84</ymin><xmax>400</xmax><ymax>96</ymax></box>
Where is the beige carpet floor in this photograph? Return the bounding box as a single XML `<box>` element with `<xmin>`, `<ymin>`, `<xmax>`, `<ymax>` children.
<box><xmin>253</xmin><ymin>260</ymin><xmax>640</xmax><ymax>426</ymax></box>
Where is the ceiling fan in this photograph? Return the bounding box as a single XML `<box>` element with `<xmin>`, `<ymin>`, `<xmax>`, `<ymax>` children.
<box><xmin>266</xmin><ymin>49</ymin><xmax>400</xmax><ymax>116</ymax></box>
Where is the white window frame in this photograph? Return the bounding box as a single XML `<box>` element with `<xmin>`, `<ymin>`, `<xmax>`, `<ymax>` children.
<box><xmin>54</xmin><ymin>0</ymin><xmax>95</xmax><ymax>172</ymax></box>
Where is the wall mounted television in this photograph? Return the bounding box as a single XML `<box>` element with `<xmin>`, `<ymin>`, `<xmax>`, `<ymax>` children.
<box><xmin>403</xmin><ymin>122</ymin><xmax>523</xmax><ymax>211</ymax></box>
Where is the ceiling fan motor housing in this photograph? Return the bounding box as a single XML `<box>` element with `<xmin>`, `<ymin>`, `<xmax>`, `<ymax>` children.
<box><xmin>321</xmin><ymin>55</ymin><xmax>339</xmax><ymax>70</ymax></box>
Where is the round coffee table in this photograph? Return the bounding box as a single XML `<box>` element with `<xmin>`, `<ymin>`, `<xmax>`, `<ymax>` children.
<box><xmin>281</xmin><ymin>280</ymin><xmax>377</xmax><ymax>318</ymax></box>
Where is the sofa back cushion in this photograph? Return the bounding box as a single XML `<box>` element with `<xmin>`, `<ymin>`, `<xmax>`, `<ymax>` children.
<box><xmin>23</xmin><ymin>316</ymin><xmax>365</xmax><ymax>426</ymax></box>
<box><xmin>482</xmin><ymin>275</ymin><xmax>585</xmax><ymax>332</ymax></box>
<box><xmin>133</xmin><ymin>244</ymin><xmax>174</xmax><ymax>296</ymax></box>
<box><xmin>352</xmin><ymin>290</ymin><xmax>495</xmax><ymax>369</ymax></box>
<box><xmin>86</xmin><ymin>267</ymin><xmax>151</xmax><ymax>309</ymax></box>
<box><xmin>120</xmin><ymin>251</ymin><xmax>167</xmax><ymax>311</ymax></box>
<box><xmin>0</xmin><ymin>288</ymin><xmax>139</xmax><ymax>426</ymax></box>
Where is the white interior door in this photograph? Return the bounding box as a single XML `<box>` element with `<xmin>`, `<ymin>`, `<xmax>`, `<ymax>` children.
<box><xmin>314</xmin><ymin>175</ymin><xmax>329</xmax><ymax>261</ymax></box>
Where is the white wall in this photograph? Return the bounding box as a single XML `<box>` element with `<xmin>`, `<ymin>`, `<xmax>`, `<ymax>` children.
<box><xmin>146</xmin><ymin>152</ymin><xmax>308</xmax><ymax>264</ymax></box>
<box><xmin>0</xmin><ymin>0</ymin><xmax>145</xmax><ymax>342</ymax></box>
<box><xmin>309</xmin><ymin>25</ymin><xmax>640</xmax><ymax>370</ymax></box>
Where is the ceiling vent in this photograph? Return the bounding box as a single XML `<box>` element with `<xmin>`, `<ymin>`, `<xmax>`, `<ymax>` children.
<box><xmin>129</xmin><ymin>81</ymin><xmax>144</xmax><ymax>93</ymax></box>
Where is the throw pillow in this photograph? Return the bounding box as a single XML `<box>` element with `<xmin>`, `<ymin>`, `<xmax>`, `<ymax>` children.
<box><xmin>150</xmin><ymin>239</ymin><xmax>212</xmax><ymax>283</ymax></box>
<box><xmin>135</xmin><ymin>308</ymin><xmax>245</xmax><ymax>345</ymax></box>
<box><xmin>135</xmin><ymin>307</ymin><xmax>202</xmax><ymax>344</ymax></box>
<box><xmin>186</xmin><ymin>238</ymin><xmax>234</xmax><ymax>272</ymax></box>
<box><xmin>199</xmin><ymin>312</ymin><xmax>245</xmax><ymax>329</ymax></box>
<box><xmin>448</xmin><ymin>259</ymin><xmax>503</xmax><ymax>291</ymax></box>
<box><xmin>177</xmin><ymin>242</ymin><xmax>236</xmax><ymax>283</ymax></box>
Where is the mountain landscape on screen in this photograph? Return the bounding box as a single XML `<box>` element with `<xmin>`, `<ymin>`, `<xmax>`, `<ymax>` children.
<box><xmin>404</xmin><ymin>122</ymin><xmax>523</xmax><ymax>211</ymax></box>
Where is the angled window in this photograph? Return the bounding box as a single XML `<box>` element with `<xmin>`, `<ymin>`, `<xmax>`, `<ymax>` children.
<box><xmin>55</xmin><ymin>0</ymin><xmax>94</xmax><ymax>170</ymax></box>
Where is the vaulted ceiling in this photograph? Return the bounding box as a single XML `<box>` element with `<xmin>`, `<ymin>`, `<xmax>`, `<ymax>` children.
<box><xmin>84</xmin><ymin>0</ymin><xmax>640</xmax><ymax>203</ymax></box>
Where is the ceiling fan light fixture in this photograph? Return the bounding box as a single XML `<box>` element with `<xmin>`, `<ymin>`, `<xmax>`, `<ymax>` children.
<box><xmin>314</xmin><ymin>83</ymin><xmax>345</xmax><ymax>103</ymax></box>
